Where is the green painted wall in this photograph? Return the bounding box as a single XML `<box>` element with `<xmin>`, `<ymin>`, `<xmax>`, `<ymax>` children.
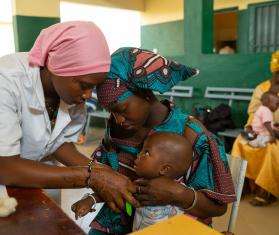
<box><xmin>237</xmin><ymin>10</ymin><xmax>249</xmax><ymax>53</ymax></box>
<box><xmin>141</xmin><ymin>0</ymin><xmax>272</xmax><ymax>127</ymax></box>
<box><xmin>13</xmin><ymin>15</ymin><xmax>60</xmax><ymax>52</ymax></box>
<box><xmin>170</xmin><ymin>53</ymin><xmax>271</xmax><ymax>127</ymax></box>
<box><xmin>141</xmin><ymin>20</ymin><xmax>185</xmax><ymax>57</ymax></box>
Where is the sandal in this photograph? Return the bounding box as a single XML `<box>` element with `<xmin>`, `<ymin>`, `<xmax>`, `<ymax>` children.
<box><xmin>250</xmin><ymin>196</ymin><xmax>277</xmax><ymax>207</ymax></box>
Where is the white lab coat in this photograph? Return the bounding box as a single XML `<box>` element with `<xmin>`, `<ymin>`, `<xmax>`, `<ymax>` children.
<box><xmin>0</xmin><ymin>52</ymin><xmax>86</xmax><ymax>161</ymax></box>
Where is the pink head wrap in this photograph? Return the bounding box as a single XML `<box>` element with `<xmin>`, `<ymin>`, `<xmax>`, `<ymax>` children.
<box><xmin>29</xmin><ymin>21</ymin><xmax>111</xmax><ymax>76</ymax></box>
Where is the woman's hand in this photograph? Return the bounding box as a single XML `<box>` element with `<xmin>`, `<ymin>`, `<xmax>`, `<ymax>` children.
<box><xmin>134</xmin><ymin>177</ymin><xmax>186</xmax><ymax>207</ymax></box>
<box><xmin>134</xmin><ymin>177</ymin><xmax>228</xmax><ymax>219</ymax></box>
<box><xmin>89</xmin><ymin>163</ymin><xmax>139</xmax><ymax>212</ymax></box>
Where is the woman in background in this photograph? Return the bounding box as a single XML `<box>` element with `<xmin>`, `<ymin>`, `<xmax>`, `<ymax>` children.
<box><xmin>232</xmin><ymin>51</ymin><xmax>279</xmax><ymax>206</ymax></box>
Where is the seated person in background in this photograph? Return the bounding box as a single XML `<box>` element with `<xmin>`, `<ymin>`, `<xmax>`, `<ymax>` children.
<box><xmin>232</xmin><ymin>50</ymin><xmax>279</xmax><ymax>206</ymax></box>
<box><xmin>71</xmin><ymin>132</ymin><xmax>194</xmax><ymax>232</ymax></box>
<box><xmin>247</xmin><ymin>92</ymin><xmax>279</xmax><ymax>147</ymax></box>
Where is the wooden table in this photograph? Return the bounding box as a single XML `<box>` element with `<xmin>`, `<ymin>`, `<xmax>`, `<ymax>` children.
<box><xmin>131</xmin><ymin>215</ymin><xmax>222</xmax><ymax>235</ymax></box>
<box><xmin>0</xmin><ymin>188</ymin><xmax>85</xmax><ymax>235</ymax></box>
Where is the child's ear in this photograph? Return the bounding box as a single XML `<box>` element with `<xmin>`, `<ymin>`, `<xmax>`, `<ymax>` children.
<box><xmin>159</xmin><ymin>164</ymin><xmax>172</xmax><ymax>176</ymax></box>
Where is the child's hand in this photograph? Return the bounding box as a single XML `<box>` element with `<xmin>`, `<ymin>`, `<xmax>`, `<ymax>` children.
<box><xmin>71</xmin><ymin>197</ymin><xmax>95</xmax><ymax>220</ymax></box>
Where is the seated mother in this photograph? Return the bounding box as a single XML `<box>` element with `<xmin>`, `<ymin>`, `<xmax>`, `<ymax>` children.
<box><xmin>90</xmin><ymin>47</ymin><xmax>236</xmax><ymax>234</ymax></box>
<box><xmin>232</xmin><ymin>50</ymin><xmax>279</xmax><ymax>206</ymax></box>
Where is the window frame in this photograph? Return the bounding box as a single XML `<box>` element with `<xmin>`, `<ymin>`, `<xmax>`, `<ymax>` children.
<box><xmin>248</xmin><ymin>0</ymin><xmax>279</xmax><ymax>53</ymax></box>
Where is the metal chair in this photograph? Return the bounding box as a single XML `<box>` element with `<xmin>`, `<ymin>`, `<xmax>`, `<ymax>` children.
<box><xmin>84</xmin><ymin>92</ymin><xmax>109</xmax><ymax>136</ymax></box>
<box><xmin>225</xmin><ymin>154</ymin><xmax>248</xmax><ymax>234</ymax></box>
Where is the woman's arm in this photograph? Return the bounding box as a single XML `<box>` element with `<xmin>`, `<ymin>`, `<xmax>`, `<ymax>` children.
<box><xmin>54</xmin><ymin>142</ymin><xmax>91</xmax><ymax>166</ymax></box>
<box><xmin>135</xmin><ymin>117</ymin><xmax>232</xmax><ymax>218</ymax></box>
<box><xmin>183</xmin><ymin>118</ymin><xmax>233</xmax><ymax>217</ymax></box>
<box><xmin>263</xmin><ymin>122</ymin><xmax>276</xmax><ymax>142</ymax></box>
<box><xmin>246</xmin><ymin>82</ymin><xmax>266</xmax><ymax>126</ymax></box>
<box><xmin>0</xmin><ymin>155</ymin><xmax>139</xmax><ymax>211</ymax></box>
<box><xmin>134</xmin><ymin>177</ymin><xmax>227</xmax><ymax>219</ymax></box>
<box><xmin>175</xmin><ymin>182</ymin><xmax>227</xmax><ymax>218</ymax></box>
<box><xmin>0</xmin><ymin>155</ymin><xmax>88</xmax><ymax>188</ymax></box>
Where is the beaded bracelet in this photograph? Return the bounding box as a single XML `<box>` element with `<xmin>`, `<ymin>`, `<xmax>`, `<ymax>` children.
<box><xmin>86</xmin><ymin>159</ymin><xmax>94</xmax><ymax>188</ymax></box>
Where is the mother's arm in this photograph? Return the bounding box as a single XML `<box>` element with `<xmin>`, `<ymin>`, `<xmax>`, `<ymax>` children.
<box><xmin>135</xmin><ymin>177</ymin><xmax>227</xmax><ymax>219</ymax></box>
<box><xmin>182</xmin><ymin>118</ymin><xmax>232</xmax><ymax>218</ymax></box>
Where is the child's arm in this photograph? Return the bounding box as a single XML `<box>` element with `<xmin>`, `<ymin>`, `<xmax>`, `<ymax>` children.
<box><xmin>71</xmin><ymin>193</ymin><xmax>102</xmax><ymax>220</ymax></box>
<box><xmin>263</xmin><ymin>122</ymin><xmax>276</xmax><ymax>142</ymax></box>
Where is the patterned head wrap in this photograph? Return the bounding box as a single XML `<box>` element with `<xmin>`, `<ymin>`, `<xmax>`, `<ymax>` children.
<box><xmin>270</xmin><ymin>50</ymin><xmax>279</xmax><ymax>73</ymax></box>
<box><xmin>97</xmin><ymin>47</ymin><xmax>199</xmax><ymax>108</ymax></box>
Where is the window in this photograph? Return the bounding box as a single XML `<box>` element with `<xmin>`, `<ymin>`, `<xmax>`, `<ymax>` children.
<box><xmin>0</xmin><ymin>0</ymin><xmax>15</xmax><ymax>56</ymax></box>
<box><xmin>214</xmin><ymin>8</ymin><xmax>238</xmax><ymax>54</ymax></box>
<box><xmin>249</xmin><ymin>1</ymin><xmax>279</xmax><ymax>53</ymax></box>
<box><xmin>60</xmin><ymin>1</ymin><xmax>141</xmax><ymax>54</ymax></box>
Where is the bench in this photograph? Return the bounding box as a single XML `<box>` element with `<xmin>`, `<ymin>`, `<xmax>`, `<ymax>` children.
<box><xmin>154</xmin><ymin>85</ymin><xmax>193</xmax><ymax>101</ymax></box>
<box><xmin>204</xmin><ymin>87</ymin><xmax>254</xmax><ymax>138</ymax></box>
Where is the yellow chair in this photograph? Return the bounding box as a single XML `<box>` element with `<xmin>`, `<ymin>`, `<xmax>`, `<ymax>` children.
<box><xmin>131</xmin><ymin>214</ymin><xmax>222</xmax><ymax>235</ymax></box>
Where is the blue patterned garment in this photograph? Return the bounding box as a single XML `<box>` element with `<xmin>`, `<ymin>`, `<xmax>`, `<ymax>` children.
<box><xmin>91</xmin><ymin>47</ymin><xmax>233</xmax><ymax>234</ymax></box>
<box><xmin>90</xmin><ymin>104</ymin><xmax>236</xmax><ymax>234</ymax></box>
<box><xmin>109</xmin><ymin>47</ymin><xmax>198</xmax><ymax>92</ymax></box>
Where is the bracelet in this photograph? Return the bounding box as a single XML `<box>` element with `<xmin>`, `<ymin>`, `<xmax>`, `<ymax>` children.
<box><xmin>82</xmin><ymin>193</ymin><xmax>97</xmax><ymax>210</ymax></box>
<box><xmin>184</xmin><ymin>187</ymin><xmax>198</xmax><ymax>211</ymax></box>
<box><xmin>86</xmin><ymin>159</ymin><xmax>94</xmax><ymax>188</ymax></box>
<box><xmin>88</xmin><ymin>159</ymin><xmax>94</xmax><ymax>173</ymax></box>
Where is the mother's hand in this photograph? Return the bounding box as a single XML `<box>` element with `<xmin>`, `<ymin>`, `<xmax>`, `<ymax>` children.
<box><xmin>134</xmin><ymin>177</ymin><xmax>186</xmax><ymax>207</ymax></box>
<box><xmin>89</xmin><ymin>163</ymin><xmax>139</xmax><ymax>212</ymax></box>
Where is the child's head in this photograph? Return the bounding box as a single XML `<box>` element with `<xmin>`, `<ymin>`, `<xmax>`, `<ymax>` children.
<box><xmin>134</xmin><ymin>132</ymin><xmax>193</xmax><ymax>179</ymax></box>
<box><xmin>261</xmin><ymin>92</ymin><xmax>279</xmax><ymax>112</ymax></box>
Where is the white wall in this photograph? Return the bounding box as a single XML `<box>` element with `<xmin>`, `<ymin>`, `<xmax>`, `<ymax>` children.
<box><xmin>60</xmin><ymin>1</ymin><xmax>141</xmax><ymax>54</ymax></box>
<box><xmin>0</xmin><ymin>0</ymin><xmax>15</xmax><ymax>57</ymax></box>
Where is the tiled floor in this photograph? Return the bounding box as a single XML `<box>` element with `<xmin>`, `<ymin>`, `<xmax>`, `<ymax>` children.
<box><xmin>61</xmin><ymin>128</ymin><xmax>279</xmax><ymax>235</ymax></box>
<box><xmin>213</xmin><ymin>197</ymin><xmax>279</xmax><ymax>235</ymax></box>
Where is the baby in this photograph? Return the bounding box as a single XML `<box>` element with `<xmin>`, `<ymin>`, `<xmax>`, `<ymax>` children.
<box><xmin>133</xmin><ymin>132</ymin><xmax>193</xmax><ymax>231</ymax></box>
<box><xmin>248</xmin><ymin>92</ymin><xmax>279</xmax><ymax>147</ymax></box>
<box><xmin>71</xmin><ymin>132</ymin><xmax>193</xmax><ymax>232</ymax></box>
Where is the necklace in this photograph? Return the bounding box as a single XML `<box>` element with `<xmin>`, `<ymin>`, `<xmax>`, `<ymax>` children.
<box><xmin>45</xmin><ymin>99</ymin><xmax>59</xmax><ymax>129</ymax></box>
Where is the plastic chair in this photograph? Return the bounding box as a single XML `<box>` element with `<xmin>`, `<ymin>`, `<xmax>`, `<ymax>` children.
<box><xmin>225</xmin><ymin>154</ymin><xmax>248</xmax><ymax>234</ymax></box>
